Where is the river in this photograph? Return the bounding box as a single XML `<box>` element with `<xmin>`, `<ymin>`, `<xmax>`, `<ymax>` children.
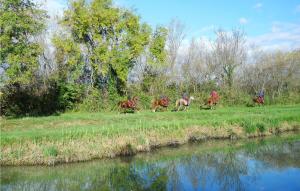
<box><xmin>1</xmin><ymin>133</ymin><xmax>300</xmax><ymax>191</ymax></box>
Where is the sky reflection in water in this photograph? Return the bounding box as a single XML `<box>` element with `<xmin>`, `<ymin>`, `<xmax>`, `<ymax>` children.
<box><xmin>1</xmin><ymin>135</ymin><xmax>300</xmax><ymax>191</ymax></box>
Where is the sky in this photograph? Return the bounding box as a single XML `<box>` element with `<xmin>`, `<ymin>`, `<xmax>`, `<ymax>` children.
<box><xmin>35</xmin><ymin>0</ymin><xmax>300</xmax><ymax>51</ymax></box>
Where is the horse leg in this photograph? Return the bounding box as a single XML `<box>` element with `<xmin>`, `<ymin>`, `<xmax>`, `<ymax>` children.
<box><xmin>152</xmin><ymin>105</ymin><xmax>156</xmax><ymax>112</ymax></box>
<box><xmin>154</xmin><ymin>105</ymin><xmax>158</xmax><ymax>112</ymax></box>
<box><xmin>175</xmin><ymin>100</ymin><xmax>179</xmax><ymax>111</ymax></box>
<box><xmin>184</xmin><ymin>106</ymin><xmax>187</xmax><ymax>111</ymax></box>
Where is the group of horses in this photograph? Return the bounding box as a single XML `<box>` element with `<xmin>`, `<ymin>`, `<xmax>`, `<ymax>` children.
<box><xmin>118</xmin><ymin>93</ymin><xmax>219</xmax><ymax>113</ymax></box>
<box><xmin>118</xmin><ymin>91</ymin><xmax>265</xmax><ymax>113</ymax></box>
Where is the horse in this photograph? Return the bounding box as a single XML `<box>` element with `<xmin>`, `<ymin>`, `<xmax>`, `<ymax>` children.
<box><xmin>201</xmin><ymin>92</ymin><xmax>220</xmax><ymax>109</ymax></box>
<box><xmin>253</xmin><ymin>96</ymin><xmax>264</xmax><ymax>105</ymax></box>
<box><xmin>151</xmin><ymin>96</ymin><xmax>170</xmax><ymax>112</ymax></box>
<box><xmin>118</xmin><ymin>96</ymin><xmax>139</xmax><ymax>113</ymax></box>
<box><xmin>207</xmin><ymin>94</ymin><xmax>220</xmax><ymax>108</ymax></box>
<box><xmin>174</xmin><ymin>96</ymin><xmax>194</xmax><ymax>111</ymax></box>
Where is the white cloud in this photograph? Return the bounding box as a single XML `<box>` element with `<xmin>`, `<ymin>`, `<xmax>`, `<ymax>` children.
<box><xmin>248</xmin><ymin>22</ymin><xmax>300</xmax><ymax>51</ymax></box>
<box><xmin>239</xmin><ymin>17</ymin><xmax>248</xmax><ymax>24</ymax></box>
<box><xmin>254</xmin><ymin>3</ymin><xmax>263</xmax><ymax>9</ymax></box>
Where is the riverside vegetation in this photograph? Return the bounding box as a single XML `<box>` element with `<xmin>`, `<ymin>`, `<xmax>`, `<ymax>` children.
<box><xmin>1</xmin><ymin>105</ymin><xmax>299</xmax><ymax>165</ymax></box>
<box><xmin>1</xmin><ymin>0</ymin><xmax>300</xmax><ymax>166</ymax></box>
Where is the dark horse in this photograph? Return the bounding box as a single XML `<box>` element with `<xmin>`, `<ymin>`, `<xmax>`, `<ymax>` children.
<box><xmin>118</xmin><ymin>96</ymin><xmax>139</xmax><ymax>113</ymax></box>
<box><xmin>253</xmin><ymin>96</ymin><xmax>264</xmax><ymax>105</ymax></box>
<box><xmin>151</xmin><ymin>96</ymin><xmax>170</xmax><ymax>112</ymax></box>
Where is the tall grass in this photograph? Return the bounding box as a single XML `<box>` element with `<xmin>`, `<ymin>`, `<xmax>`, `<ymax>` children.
<box><xmin>1</xmin><ymin>105</ymin><xmax>299</xmax><ymax>165</ymax></box>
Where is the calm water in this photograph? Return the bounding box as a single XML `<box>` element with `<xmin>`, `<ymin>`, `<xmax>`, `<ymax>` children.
<box><xmin>1</xmin><ymin>134</ymin><xmax>300</xmax><ymax>191</ymax></box>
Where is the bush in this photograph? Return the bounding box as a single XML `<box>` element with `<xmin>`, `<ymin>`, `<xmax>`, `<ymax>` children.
<box><xmin>76</xmin><ymin>88</ymin><xmax>103</xmax><ymax>112</ymax></box>
<box><xmin>0</xmin><ymin>82</ymin><xmax>60</xmax><ymax>117</ymax></box>
<box><xmin>58</xmin><ymin>83</ymin><xmax>84</xmax><ymax>110</ymax></box>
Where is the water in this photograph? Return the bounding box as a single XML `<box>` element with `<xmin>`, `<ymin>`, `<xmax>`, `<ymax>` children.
<box><xmin>1</xmin><ymin>134</ymin><xmax>300</xmax><ymax>191</ymax></box>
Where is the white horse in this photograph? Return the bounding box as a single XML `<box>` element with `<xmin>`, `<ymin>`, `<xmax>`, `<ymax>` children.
<box><xmin>175</xmin><ymin>96</ymin><xmax>194</xmax><ymax>111</ymax></box>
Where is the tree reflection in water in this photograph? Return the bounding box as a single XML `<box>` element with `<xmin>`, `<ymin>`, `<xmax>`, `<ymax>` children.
<box><xmin>1</xmin><ymin>137</ymin><xmax>300</xmax><ymax>191</ymax></box>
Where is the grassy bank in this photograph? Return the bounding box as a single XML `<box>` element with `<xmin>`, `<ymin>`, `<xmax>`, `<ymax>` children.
<box><xmin>1</xmin><ymin>105</ymin><xmax>300</xmax><ymax>166</ymax></box>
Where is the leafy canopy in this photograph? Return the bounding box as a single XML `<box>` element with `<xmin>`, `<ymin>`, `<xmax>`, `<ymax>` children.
<box><xmin>60</xmin><ymin>0</ymin><xmax>156</xmax><ymax>86</ymax></box>
<box><xmin>0</xmin><ymin>0</ymin><xmax>47</xmax><ymax>84</ymax></box>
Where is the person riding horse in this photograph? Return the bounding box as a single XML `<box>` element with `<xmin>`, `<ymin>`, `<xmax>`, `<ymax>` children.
<box><xmin>119</xmin><ymin>96</ymin><xmax>139</xmax><ymax>112</ymax></box>
<box><xmin>151</xmin><ymin>95</ymin><xmax>170</xmax><ymax>112</ymax></box>
<box><xmin>173</xmin><ymin>93</ymin><xmax>194</xmax><ymax>111</ymax></box>
<box><xmin>208</xmin><ymin>90</ymin><xmax>219</xmax><ymax>106</ymax></box>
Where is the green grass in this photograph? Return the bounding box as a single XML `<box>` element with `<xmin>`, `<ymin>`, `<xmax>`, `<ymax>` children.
<box><xmin>1</xmin><ymin>104</ymin><xmax>300</xmax><ymax>165</ymax></box>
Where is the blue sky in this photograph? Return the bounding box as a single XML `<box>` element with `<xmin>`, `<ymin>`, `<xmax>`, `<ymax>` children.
<box><xmin>116</xmin><ymin>0</ymin><xmax>300</xmax><ymax>37</ymax></box>
<box><xmin>36</xmin><ymin>0</ymin><xmax>300</xmax><ymax>50</ymax></box>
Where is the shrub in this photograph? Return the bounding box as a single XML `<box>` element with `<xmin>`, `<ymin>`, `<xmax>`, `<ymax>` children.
<box><xmin>0</xmin><ymin>82</ymin><xmax>60</xmax><ymax>116</ymax></box>
<box><xmin>76</xmin><ymin>88</ymin><xmax>103</xmax><ymax>112</ymax></box>
<box><xmin>58</xmin><ymin>83</ymin><xmax>84</xmax><ymax>110</ymax></box>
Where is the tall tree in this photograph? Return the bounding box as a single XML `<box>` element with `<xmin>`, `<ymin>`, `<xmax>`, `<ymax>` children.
<box><xmin>212</xmin><ymin>28</ymin><xmax>246</xmax><ymax>88</ymax></box>
<box><xmin>59</xmin><ymin>0</ymin><xmax>152</xmax><ymax>94</ymax></box>
<box><xmin>0</xmin><ymin>0</ymin><xmax>47</xmax><ymax>84</ymax></box>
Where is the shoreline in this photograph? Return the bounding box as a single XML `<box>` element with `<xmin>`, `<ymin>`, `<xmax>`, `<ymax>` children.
<box><xmin>1</xmin><ymin>124</ymin><xmax>299</xmax><ymax>166</ymax></box>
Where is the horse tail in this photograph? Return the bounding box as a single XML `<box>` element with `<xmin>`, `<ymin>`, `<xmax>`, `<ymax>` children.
<box><xmin>175</xmin><ymin>99</ymin><xmax>180</xmax><ymax>108</ymax></box>
<box><xmin>151</xmin><ymin>99</ymin><xmax>157</xmax><ymax>112</ymax></box>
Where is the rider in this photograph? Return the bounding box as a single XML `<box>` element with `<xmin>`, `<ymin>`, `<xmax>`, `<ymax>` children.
<box><xmin>211</xmin><ymin>90</ymin><xmax>219</xmax><ymax>100</ymax></box>
<box><xmin>257</xmin><ymin>89</ymin><xmax>264</xmax><ymax>102</ymax></box>
<box><xmin>258</xmin><ymin>89</ymin><xmax>264</xmax><ymax>98</ymax></box>
<box><xmin>208</xmin><ymin>90</ymin><xmax>219</xmax><ymax>106</ymax></box>
<box><xmin>182</xmin><ymin>92</ymin><xmax>189</xmax><ymax>101</ymax></box>
<box><xmin>182</xmin><ymin>92</ymin><xmax>189</xmax><ymax>106</ymax></box>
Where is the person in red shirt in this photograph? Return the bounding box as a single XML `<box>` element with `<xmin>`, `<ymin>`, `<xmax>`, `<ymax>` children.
<box><xmin>208</xmin><ymin>90</ymin><xmax>219</xmax><ymax>106</ymax></box>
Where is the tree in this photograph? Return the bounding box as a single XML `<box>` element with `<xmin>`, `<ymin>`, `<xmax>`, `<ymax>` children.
<box><xmin>166</xmin><ymin>19</ymin><xmax>186</xmax><ymax>70</ymax></box>
<box><xmin>212</xmin><ymin>28</ymin><xmax>246</xmax><ymax>88</ymax></box>
<box><xmin>0</xmin><ymin>0</ymin><xmax>47</xmax><ymax>84</ymax></box>
<box><xmin>148</xmin><ymin>27</ymin><xmax>168</xmax><ymax>66</ymax></box>
<box><xmin>60</xmin><ymin>0</ymin><xmax>152</xmax><ymax>94</ymax></box>
<box><xmin>52</xmin><ymin>34</ymin><xmax>84</xmax><ymax>83</ymax></box>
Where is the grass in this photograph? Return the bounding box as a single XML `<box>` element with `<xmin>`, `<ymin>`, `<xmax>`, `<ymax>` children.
<box><xmin>1</xmin><ymin>104</ymin><xmax>300</xmax><ymax>165</ymax></box>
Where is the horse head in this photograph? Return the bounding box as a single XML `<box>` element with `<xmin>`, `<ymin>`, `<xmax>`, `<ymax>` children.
<box><xmin>132</xmin><ymin>96</ymin><xmax>139</xmax><ymax>102</ymax></box>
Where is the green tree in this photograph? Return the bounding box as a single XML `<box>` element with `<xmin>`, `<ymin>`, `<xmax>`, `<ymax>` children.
<box><xmin>0</xmin><ymin>0</ymin><xmax>47</xmax><ymax>84</ymax></box>
<box><xmin>149</xmin><ymin>27</ymin><xmax>168</xmax><ymax>66</ymax></box>
<box><xmin>52</xmin><ymin>35</ymin><xmax>84</xmax><ymax>83</ymax></box>
<box><xmin>60</xmin><ymin>0</ymin><xmax>152</xmax><ymax>94</ymax></box>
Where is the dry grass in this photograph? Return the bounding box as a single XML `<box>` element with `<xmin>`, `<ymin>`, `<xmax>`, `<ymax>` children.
<box><xmin>1</xmin><ymin>104</ymin><xmax>300</xmax><ymax>166</ymax></box>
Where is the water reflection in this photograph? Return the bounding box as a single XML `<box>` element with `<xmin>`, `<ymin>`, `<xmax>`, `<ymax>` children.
<box><xmin>1</xmin><ymin>135</ymin><xmax>300</xmax><ymax>191</ymax></box>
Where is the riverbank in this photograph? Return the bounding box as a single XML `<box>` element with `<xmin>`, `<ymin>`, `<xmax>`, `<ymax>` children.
<box><xmin>1</xmin><ymin>105</ymin><xmax>300</xmax><ymax>166</ymax></box>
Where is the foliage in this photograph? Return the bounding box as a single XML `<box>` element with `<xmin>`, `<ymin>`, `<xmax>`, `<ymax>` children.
<box><xmin>0</xmin><ymin>0</ymin><xmax>299</xmax><ymax>117</ymax></box>
<box><xmin>0</xmin><ymin>82</ymin><xmax>60</xmax><ymax>116</ymax></box>
<box><xmin>52</xmin><ymin>35</ymin><xmax>84</xmax><ymax>83</ymax></box>
<box><xmin>60</xmin><ymin>0</ymin><xmax>153</xmax><ymax>91</ymax></box>
<box><xmin>76</xmin><ymin>88</ymin><xmax>103</xmax><ymax>112</ymax></box>
<box><xmin>0</xmin><ymin>0</ymin><xmax>47</xmax><ymax>84</ymax></box>
<box><xmin>58</xmin><ymin>83</ymin><xmax>84</xmax><ymax>110</ymax></box>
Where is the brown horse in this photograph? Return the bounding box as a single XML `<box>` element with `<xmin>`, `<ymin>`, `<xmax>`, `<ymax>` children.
<box><xmin>201</xmin><ymin>92</ymin><xmax>220</xmax><ymax>109</ymax></box>
<box><xmin>174</xmin><ymin>96</ymin><xmax>194</xmax><ymax>111</ymax></box>
<box><xmin>151</xmin><ymin>96</ymin><xmax>170</xmax><ymax>112</ymax></box>
<box><xmin>253</xmin><ymin>96</ymin><xmax>264</xmax><ymax>105</ymax></box>
<box><xmin>207</xmin><ymin>94</ymin><xmax>220</xmax><ymax>107</ymax></box>
<box><xmin>118</xmin><ymin>96</ymin><xmax>139</xmax><ymax>112</ymax></box>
